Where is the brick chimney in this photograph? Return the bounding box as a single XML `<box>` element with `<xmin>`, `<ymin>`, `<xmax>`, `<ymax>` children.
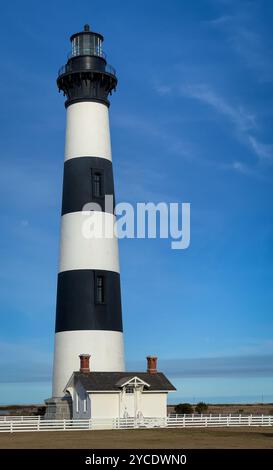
<box><xmin>146</xmin><ymin>356</ymin><xmax>158</xmax><ymax>374</ymax></box>
<box><xmin>79</xmin><ymin>354</ymin><xmax>91</xmax><ymax>373</ymax></box>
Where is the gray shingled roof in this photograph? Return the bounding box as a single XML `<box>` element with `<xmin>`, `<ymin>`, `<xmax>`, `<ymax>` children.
<box><xmin>73</xmin><ymin>372</ymin><xmax>176</xmax><ymax>392</ymax></box>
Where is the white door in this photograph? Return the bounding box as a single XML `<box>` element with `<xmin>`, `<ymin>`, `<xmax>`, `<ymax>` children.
<box><xmin>124</xmin><ymin>391</ymin><xmax>135</xmax><ymax>417</ymax></box>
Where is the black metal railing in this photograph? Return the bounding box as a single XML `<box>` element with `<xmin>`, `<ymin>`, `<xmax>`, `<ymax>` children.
<box><xmin>58</xmin><ymin>62</ymin><xmax>116</xmax><ymax>77</ymax></box>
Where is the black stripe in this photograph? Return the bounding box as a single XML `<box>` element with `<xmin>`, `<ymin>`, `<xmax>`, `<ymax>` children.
<box><xmin>61</xmin><ymin>157</ymin><xmax>115</xmax><ymax>216</ymax></box>
<box><xmin>55</xmin><ymin>270</ymin><xmax>123</xmax><ymax>333</ymax></box>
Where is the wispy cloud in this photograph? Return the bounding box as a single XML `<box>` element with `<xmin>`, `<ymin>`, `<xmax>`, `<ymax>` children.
<box><xmin>113</xmin><ymin>112</ymin><xmax>195</xmax><ymax>162</ymax></box>
<box><xmin>179</xmin><ymin>83</ymin><xmax>272</xmax><ymax>167</ymax></box>
<box><xmin>208</xmin><ymin>12</ymin><xmax>273</xmax><ymax>81</ymax></box>
<box><xmin>229</xmin><ymin>161</ymin><xmax>255</xmax><ymax>177</ymax></box>
<box><xmin>248</xmin><ymin>136</ymin><xmax>273</xmax><ymax>162</ymax></box>
<box><xmin>180</xmin><ymin>83</ymin><xmax>256</xmax><ymax>132</ymax></box>
<box><xmin>153</xmin><ymin>84</ymin><xmax>173</xmax><ymax>96</ymax></box>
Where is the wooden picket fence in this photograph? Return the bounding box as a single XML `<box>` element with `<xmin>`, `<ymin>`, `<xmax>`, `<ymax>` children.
<box><xmin>0</xmin><ymin>414</ymin><xmax>273</xmax><ymax>433</ymax></box>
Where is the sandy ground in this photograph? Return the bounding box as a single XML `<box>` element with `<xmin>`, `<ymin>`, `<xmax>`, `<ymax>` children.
<box><xmin>0</xmin><ymin>427</ymin><xmax>273</xmax><ymax>449</ymax></box>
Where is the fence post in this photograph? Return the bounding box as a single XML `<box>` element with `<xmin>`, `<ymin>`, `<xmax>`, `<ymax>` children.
<box><xmin>64</xmin><ymin>419</ymin><xmax>66</xmax><ymax>431</ymax></box>
<box><xmin>10</xmin><ymin>421</ymin><xmax>13</xmax><ymax>433</ymax></box>
<box><xmin>205</xmin><ymin>416</ymin><xmax>207</xmax><ymax>427</ymax></box>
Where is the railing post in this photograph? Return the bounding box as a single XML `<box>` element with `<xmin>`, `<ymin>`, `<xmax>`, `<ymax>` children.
<box><xmin>10</xmin><ymin>421</ymin><xmax>13</xmax><ymax>433</ymax></box>
<box><xmin>64</xmin><ymin>419</ymin><xmax>66</xmax><ymax>431</ymax></box>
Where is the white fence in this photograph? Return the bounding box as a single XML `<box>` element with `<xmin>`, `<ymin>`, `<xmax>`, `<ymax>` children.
<box><xmin>0</xmin><ymin>414</ymin><xmax>273</xmax><ymax>433</ymax></box>
<box><xmin>0</xmin><ymin>415</ymin><xmax>40</xmax><ymax>421</ymax></box>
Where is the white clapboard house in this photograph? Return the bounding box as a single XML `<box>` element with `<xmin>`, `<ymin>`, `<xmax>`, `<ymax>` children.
<box><xmin>64</xmin><ymin>355</ymin><xmax>176</xmax><ymax>419</ymax></box>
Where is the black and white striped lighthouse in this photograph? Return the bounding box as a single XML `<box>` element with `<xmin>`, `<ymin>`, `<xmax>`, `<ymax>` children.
<box><xmin>52</xmin><ymin>24</ymin><xmax>124</xmax><ymax>397</ymax></box>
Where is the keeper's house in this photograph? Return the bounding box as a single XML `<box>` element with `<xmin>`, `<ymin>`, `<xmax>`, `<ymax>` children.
<box><xmin>65</xmin><ymin>355</ymin><xmax>176</xmax><ymax>419</ymax></box>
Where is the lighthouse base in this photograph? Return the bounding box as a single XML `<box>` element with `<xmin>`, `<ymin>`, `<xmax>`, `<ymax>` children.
<box><xmin>44</xmin><ymin>395</ymin><xmax>72</xmax><ymax>420</ymax></box>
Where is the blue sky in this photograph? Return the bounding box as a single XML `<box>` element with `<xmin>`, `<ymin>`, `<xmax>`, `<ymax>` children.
<box><xmin>0</xmin><ymin>0</ymin><xmax>273</xmax><ymax>405</ymax></box>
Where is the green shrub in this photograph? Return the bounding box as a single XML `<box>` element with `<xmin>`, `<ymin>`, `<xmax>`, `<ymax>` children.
<box><xmin>174</xmin><ymin>403</ymin><xmax>194</xmax><ymax>414</ymax></box>
<box><xmin>195</xmin><ymin>402</ymin><xmax>208</xmax><ymax>414</ymax></box>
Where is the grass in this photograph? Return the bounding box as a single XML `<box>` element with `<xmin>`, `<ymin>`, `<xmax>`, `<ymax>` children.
<box><xmin>0</xmin><ymin>427</ymin><xmax>273</xmax><ymax>449</ymax></box>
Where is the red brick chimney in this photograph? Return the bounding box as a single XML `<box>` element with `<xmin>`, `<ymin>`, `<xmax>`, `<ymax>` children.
<box><xmin>146</xmin><ymin>356</ymin><xmax>158</xmax><ymax>374</ymax></box>
<box><xmin>79</xmin><ymin>354</ymin><xmax>91</xmax><ymax>373</ymax></box>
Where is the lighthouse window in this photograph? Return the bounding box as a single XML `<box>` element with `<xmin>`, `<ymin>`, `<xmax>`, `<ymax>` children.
<box><xmin>92</xmin><ymin>171</ymin><xmax>104</xmax><ymax>198</ymax></box>
<box><xmin>96</xmin><ymin>275</ymin><xmax>105</xmax><ymax>304</ymax></box>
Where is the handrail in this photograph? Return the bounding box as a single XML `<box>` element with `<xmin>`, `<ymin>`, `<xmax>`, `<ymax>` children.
<box><xmin>58</xmin><ymin>63</ymin><xmax>116</xmax><ymax>78</ymax></box>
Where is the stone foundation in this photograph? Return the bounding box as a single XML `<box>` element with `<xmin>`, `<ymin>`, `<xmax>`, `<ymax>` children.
<box><xmin>44</xmin><ymin>395</ymin><xmax>72</xmax><ymax>420</ymax></box>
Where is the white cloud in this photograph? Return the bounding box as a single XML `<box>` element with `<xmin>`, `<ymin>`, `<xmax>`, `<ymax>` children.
<box><xmin>153</xmin><ymin>84</ymin><xmax>173</xmax><ymax>96</ymax></box>
<box><xmin>208</xmin><ymin>11</ymin><xmax>273</xmax><ymax>81</ymax></box>
<box><xmin>180</xmin><ymin>84</ymin><xmax>272</xmax><ymax>165</ymax></box>
<box><xmin>248</xmin><ymin>136</ymin><xmax>273</xmax><ymax>162</ymax></box>
<box><xmin>180</xmin><ymin>83</ymin><xmax>256</xmax><ymax>132</ymax></box>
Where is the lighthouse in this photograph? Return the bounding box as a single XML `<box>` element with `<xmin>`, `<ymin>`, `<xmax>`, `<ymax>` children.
<box><xmin>51</xmin><ymin>24</ymin><xmax>125</xmax><ymax>399</ymax></box>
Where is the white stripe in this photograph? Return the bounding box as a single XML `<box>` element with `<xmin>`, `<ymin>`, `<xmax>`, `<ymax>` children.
<box><xmin>52</xmin><ymin>330</ymin><xmax>125</xmax><ymax>397</ymax></box>
<box><xmin>58</xmin><ymin>211</ymin><xmax>120</xmax><ymax>273</ymax></box>
<box><xmin>65</xmin><ymin>102</ymin><xmax>112</xmax><ymax>161</ymax></box>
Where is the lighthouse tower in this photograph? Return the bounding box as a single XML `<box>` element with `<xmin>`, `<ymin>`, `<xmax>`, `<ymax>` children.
<box><xmin>52</xmin><ymin>25</ymin><xmax>125</xmax><ymax>398</ymax></box>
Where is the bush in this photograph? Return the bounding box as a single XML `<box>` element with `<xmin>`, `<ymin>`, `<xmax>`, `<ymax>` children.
<box><xmin>174</xmin><ymin>403</ymin><xmax>194</xmax><ymax>414</ymax></box>
<box><xmin>195</xmin><ymin>402</ymin><xmax>208</xmax><ymax>414</ymax></box>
